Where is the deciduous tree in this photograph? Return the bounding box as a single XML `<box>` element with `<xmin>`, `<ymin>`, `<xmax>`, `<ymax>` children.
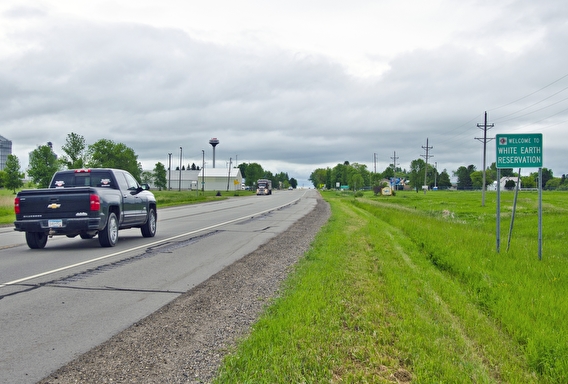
<box><xmin>4</xmin><ymin>154</ymin><xmax>23</xmax><ymax>193</ymax></box>
<box><xmin>244</xmin><ymin>163</ymin><xmax>264</xmax><ymax>188</ymax></box>
<box><xmin>60</xmin><ymin>132</ymin><xmax>87</xmax><ymax>169</ymax></box>
<box><xmin>28</xmin><ymin>145</ymin><xmax>60</xmax><ymax>188</ymax></box>
<box><xmin>87</xmin><ymin>139</ymin><xmax>142</xmax><ymax>181</ymax></box>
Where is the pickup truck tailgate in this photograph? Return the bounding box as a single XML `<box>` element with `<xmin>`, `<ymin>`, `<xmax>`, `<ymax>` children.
<box><xmin>17</xmin><ymin>187</ymin><xmax>95</xmax><ymax>219</ymax></box>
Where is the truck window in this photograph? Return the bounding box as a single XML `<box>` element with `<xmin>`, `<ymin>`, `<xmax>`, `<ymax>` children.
<box><xmin>122</xmin><ymin>172</ymin><xmax>140</xmax><ymax>190</ymax></box>
<box><xmin>50</xmin><ymin>171</ymin><xmax>116</xmax><ymax>189</ymax></box>
<box><xmin>91</xmin><ymin>172</ymin><xmax>115</xmax><ymax>188</ymax></box>
<box><xmin>115</xmin><ymin>172</ymin><xmax>130</xmax><ymax>191</ymax></box>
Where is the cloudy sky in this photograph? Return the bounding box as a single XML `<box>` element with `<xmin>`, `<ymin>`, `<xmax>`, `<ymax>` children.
<box><xmin>1</xmin><ymin>0</ymin><xmax>567</xmax><ymax>186</ymax></box>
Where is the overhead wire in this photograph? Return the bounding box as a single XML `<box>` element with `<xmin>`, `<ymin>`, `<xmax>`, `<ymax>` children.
<box><xmin>438</xmin><ymin>72</ymin><xmax>568</xmax><ymax>143</ymax></box>
<box><xmin>490</xmin><ymin>72</ymin><xmax>568</xmax><ymax>113</ymax></box>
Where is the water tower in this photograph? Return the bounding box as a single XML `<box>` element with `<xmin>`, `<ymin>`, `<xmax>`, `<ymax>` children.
<box><xmin>209</xmin><ymin>138</ymin><xmax>219</xmax><ymax>168</ymax></box>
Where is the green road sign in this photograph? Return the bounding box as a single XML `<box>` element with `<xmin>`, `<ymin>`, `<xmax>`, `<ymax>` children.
<box><xmin>496</xmin><ymin>133</ymin><xmax>542</xmax><ymax>168</ymax></box>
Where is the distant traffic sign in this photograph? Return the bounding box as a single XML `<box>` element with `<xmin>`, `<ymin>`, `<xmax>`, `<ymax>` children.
<box><xmin>496</xmin><ymin>133</ymin><xmax>542</xmax><ymax>168</ymax></box>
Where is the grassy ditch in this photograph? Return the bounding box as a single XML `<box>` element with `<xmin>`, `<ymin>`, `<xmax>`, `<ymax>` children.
<box><xmin>215</xmin><ymin>190</ymin><xmax>567</xmax><ymax>383</ymax></box>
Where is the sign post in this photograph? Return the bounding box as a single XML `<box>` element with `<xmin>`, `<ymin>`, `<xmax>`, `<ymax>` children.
<box><xmin>495</xmin><ymin>133</ymin><xmax>543</xmax><ymax>259</ymax></box>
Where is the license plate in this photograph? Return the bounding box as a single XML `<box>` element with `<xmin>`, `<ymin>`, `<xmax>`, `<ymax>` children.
<box><xmin>48</xmin><ymin>219</ymin><xmax>63</xmax><ymax>228</ymax></box>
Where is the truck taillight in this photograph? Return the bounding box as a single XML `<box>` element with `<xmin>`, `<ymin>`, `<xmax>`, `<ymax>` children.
<box><xmin>14</xmin><ymin>197</ymin><xmax>20</xmax><ymax>214</ymax></box>
<box><xmin>90</xmin><ymin>194</ymin><xmax>101</xmax><ymax>211</ymax></box>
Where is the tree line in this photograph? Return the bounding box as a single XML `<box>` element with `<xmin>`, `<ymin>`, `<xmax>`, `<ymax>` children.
<box><xmin>454</xmin><ymin>163</ymin><xmax>560</xmax><ymax>190</ymax></box>
<box><xmin>309</xmin><ymin>160</ymin><xmax>452</xmax><ymax>191</ymax></box>
<box><xmin>0</xmin><ymin>132</ymin><xmax>298</xmax><ymax>192</ymax></box>
<box><xmin>310</xmin><ymin>159</ymin><xmax>562</xmax><ymax>191</ymax></box>
<box><xmin>237</xmin><ymin>162</ymin><xmax>297</xmax><ymax>190</ymax></box>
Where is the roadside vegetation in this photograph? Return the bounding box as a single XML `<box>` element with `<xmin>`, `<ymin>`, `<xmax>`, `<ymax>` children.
<box><xmin>3</xmin><ymin>187</ymin><xmax>567</xmax><ymax>382</ymax></box>
<box><xmin>214</xmin><ymin>190</ymin><xmax>567</xmax><ymax>383</ymax></box>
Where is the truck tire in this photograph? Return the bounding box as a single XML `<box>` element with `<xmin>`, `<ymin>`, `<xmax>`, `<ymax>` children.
<box><xmin>99</xmin><ymin>212</ymin><xmax>118</xmax><ymax>247</ymax></box>
<box><xmin>25</xmin><ymin>231</ymin><xmax>48</xmax><ymax>249</ymax></box>
<box><xmin>141</xmin><ymin>208</ymin><xmax>157</xmax><ymax>238</ymax></box>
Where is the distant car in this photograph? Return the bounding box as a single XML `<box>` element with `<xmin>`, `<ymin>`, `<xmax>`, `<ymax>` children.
<box><xmin>288</xmin><ymin>186</ymin><xmax>293</xmax><ymax>190</ymax></box>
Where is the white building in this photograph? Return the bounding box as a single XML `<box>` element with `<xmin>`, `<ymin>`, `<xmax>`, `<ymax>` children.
<box><xmin>154</xmin><ymin>167</ymin><xmax>243</xmax><ymax>192</ymax></box>
<box><xmin>487</xmin><ymin>176</ymin><xmax>522</xmax><ymax>191</ymax></box>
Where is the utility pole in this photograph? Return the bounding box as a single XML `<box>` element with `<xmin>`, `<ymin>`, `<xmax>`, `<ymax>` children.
<box><xmin>421</xmin><ymin>138</ymin><xmax>433</xmax><ymax>194</ymax></box>
<box><xmin>373</xmin><ymin>153</ymin><xmax>377</xmax><ymax>174</ymax></box>
<box><xmin>390</xmin><ymin>151</ymin><xmax>399</xmax><ymax>189</ymax></box>
<box><xmin>476</xmin><ymin>111</ymin><xmax>495</xmax><ymax>207</ymax></box>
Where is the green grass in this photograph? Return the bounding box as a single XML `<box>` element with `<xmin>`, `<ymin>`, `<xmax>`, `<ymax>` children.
<box><xmin>214</xmin><ymin>190</ymin><xmax>568</xmax><ymax>383</ymax></box>
<box><xmin>4</xmin><ymin>187</ymin><xmax>567</xmax><ymax>381</ymax></box>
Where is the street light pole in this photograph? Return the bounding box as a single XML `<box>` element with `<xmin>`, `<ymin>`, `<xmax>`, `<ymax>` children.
<box><xmin>168</xmin><ymin>153</ymin><xmax>172</xmax><ymax>190</ymax></box>
<box><xmin>226</xmin><ymin>157</ymin><xmax>232</xmax><ymax>191</ymax></box>
<box><xmin>201</xmin><ymin>149</ymin><xmax>205</xmax><ymax>192</ymax></box>
<box><xmin>179</xmin><ymin>146</ymin><xmax>182</xmax><ymax>191</ymax></box>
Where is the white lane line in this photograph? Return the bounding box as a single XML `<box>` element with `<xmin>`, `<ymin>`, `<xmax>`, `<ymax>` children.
<box><xmin>0</xmin><ymin>196</ymin><xmax>303</xmax><ymax>288</ymax></box>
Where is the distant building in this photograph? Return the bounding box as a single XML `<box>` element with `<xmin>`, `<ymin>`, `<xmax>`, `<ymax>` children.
<box><xmin>28</xmin><ymin>142</ymin><xmax>58</xmax><ymax>167</ymax></box>
<box><xmin>487</xmin><ymin>177</ymin><xmax>522</xmax><ymax>191</ymax></box>
<box><xmin>0</xmin><ymin>135</ymin><xmax>12</xmax><ymax>170</ymax></box>
<box><xmin>151</xmin><ymin>167</ymin><xmax>243</xmax><ymax>191</ymax></box>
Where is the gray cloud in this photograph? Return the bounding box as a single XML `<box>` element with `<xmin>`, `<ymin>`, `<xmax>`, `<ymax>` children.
<box><xmin>1</xmin><ymin>3</ymin><xmax>568</xmax><ymax>186</ymax></box>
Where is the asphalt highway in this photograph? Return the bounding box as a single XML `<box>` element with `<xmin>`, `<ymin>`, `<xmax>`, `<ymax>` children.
<box><xmin>0</xmin><ymin>189</ymin><xmax>318</xmax><ymax>384</ymax></box>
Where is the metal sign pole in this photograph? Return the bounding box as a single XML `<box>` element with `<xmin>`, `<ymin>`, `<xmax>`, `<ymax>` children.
<box><xmin>538</xmin><ymin>167</ymin><xmax>543</xmax><ymax>260</ymax></box>
<box><xmin>506</xmin><ymin>168</ymin><xmax>522</xmax><ymax>252</ymax></box>
<box><xmin>496</xmin><ymin>133</ymin><xmax>543</xmax><ymax>258</ymax></box>
<box><xmin>496</xmin><ymin>168</ymin><xmax>500</xmax><ymax>253</ymax></box>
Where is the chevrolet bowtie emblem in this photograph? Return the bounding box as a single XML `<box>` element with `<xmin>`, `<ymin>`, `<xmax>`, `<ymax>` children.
<box><xmin>47</xmin><ymin>203</ymin><xmax>61</xmax><ymax>209</ymax></box>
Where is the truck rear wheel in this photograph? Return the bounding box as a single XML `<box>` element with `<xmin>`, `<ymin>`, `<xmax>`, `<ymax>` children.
<box><xmin>25</xmin><ymin>232</ymin><xmax>48</xmax><ymax>249</ymax></box>
<box><xmin>99</xmin><ymin>212</ymin><xmax>118</xmax><ymax>247</ymax></box>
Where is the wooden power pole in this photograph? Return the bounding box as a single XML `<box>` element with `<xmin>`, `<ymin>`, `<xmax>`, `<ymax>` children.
<box><xmin>476</xmin><ymin>111</ymin><xmax>495</xmax><ymax>207</ymax></box>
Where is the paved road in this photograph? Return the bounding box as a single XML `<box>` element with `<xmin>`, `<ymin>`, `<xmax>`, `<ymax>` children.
<box><xmin>0</xmin><ymin>189</ymin><xmax>318</xmax><ymax>384</ymax></box>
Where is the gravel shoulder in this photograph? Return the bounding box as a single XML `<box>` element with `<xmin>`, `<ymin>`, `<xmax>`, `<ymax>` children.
<box><xmin>39</xmin><ymin>193</ymin><xmax>331</xmax><ymax>384</ymax></box>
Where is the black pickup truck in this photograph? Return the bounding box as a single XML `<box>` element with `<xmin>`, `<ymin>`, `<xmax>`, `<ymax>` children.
<box><xmin>14</xmin><ymin>168</ymin><xmax>157</xmax><ymax>249</ymax></box>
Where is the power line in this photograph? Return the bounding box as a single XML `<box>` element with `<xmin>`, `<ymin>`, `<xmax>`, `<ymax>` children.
<box><xmin>490</xmin><ymin>72</ymin><xmax>568</xmax><ymax>112</ymax></box>
<box><xmin>438</xmin><ymin>72</ymin><xmax>568</xmax><ymax>152</ymax></box>
<box><xmin>495</xmin><ymin>95</ymin><xmax>568</xmax><ymax>124</ymax></box>
<box><xmin>493</xmin><ymin>84</ymin><xmax>568</xmax><ymax>122</ymax></box>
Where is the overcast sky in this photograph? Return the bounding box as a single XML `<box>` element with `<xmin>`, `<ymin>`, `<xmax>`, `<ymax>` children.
<box><xmin>1</xmin><ymin>0</ymin><xmax>567</xmax><ymax>186</ymax></box>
